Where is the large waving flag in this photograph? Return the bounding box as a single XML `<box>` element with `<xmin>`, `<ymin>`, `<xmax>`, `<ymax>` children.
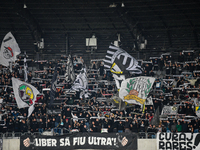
<box><xmin>50</xmin><ymin>64</ymin><xmax>58</xmax><ymax>106</ymax></box>
<box><xmin>65</xmin><ymin>54</ymin><xmax>75</xmax><ymax>82</ymax></box>
<box><xmin>71</xmin><ymin>67</ymin><xmax>88</xmax><ymax>91</ymax></box>
<box><xmin>104</xmin><ymin>45</ymin><xmax>142</xmax><ymax>75</ymax></box>
<box><xmin>12</xmin><ymin>77</ymin><xmax>40</xmax><ymax>117</ymax></box>
<box><xmin>0</xmin><ymin>32</ymin><xmax>21</xmax><ymax>67</ymax></box>
<box><xmin>113</xmin><ymin>74</ymin><xmax>126</xmax><ymax>89</ymax></box>
<box><xmin>119</xmin><ymin>77</ymin><xmax>155</xmax><ymax>107</ymax></box>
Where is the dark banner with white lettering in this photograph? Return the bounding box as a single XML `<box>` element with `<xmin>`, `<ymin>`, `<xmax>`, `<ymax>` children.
<box><xmin>20</xmin><ymin>132</ymin><xmax>137</xmax><ymax>150</ymax></box>
<box><xmin>0</xmin><ymin>139</ymin><xmax>2</xmax><ymax>150</ymax></box>
<box><xmin>157</xmin><ymin>133</ymin><xmax>200</xmax><ymax>150</ymax></box>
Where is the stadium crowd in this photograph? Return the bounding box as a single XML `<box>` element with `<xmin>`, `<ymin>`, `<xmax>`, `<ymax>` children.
<box><xmin>0</xmin><ymin>50</ymin><xmax>200</xmax><ymax>138</ymax></box>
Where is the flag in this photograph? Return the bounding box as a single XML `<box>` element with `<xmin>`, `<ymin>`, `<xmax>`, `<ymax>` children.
<box><xmin>50</xmin><ymin>64</ymin><xmax>58</xmax><ymax>106</ymax></box>
<box><xmin>0</xmin><ymin>32</ymin><xmax>21</xmax><ymax>67</ymax></box>
<box><xmin>70</xmin><ymin>67</ymin><xmax>89</xmax><ymax>98</ymax></box>
<box><xmin>119</xmin><ymin>76</ymin><xmax>155</xmax><ymax>107</ymax></box>
<box><xmin>12</xmin><ymin>77</ymin><xmax>39</xmax><ymax>117</ymax></box>
<box><xmin>145</xmin><ymin>96</ymin><xmax>154</xmax><ymax>105</ymax></box>
<box><xmin>24</xmin><ymin>57</ymin><xmax>28</xmax><ymax>82</ymax></box>
<box><xmin>65</xmin><ymin>54</ymin><xmax>75</xmax><ymax>82</ymax></box>
<box><xmin>113</xmin><ymin>74</ymin><xmax>126</xmax><ymax>89</ymax></box>
<box><xmin>150</xmin><ymin>107</ymin><xmax>160</xmax><ymax>126</ymax></box>
<box><xmin>196</xmin><ymin>107</ymin><xmax>200</xmax><ymax>118</ymax></box>
<box><xmin>161</xmin><ymin>105</ymin><xmax>178</xmax><ymax>115</ymax></box>
<box><xmin>71</xmin><ymin>67</ymin><xmax>88</xmax><ymax>91</ymax></box>
<box><xmin>108</xmin><ymin>95</ymin><xmax>126</xmax><ymax>111</ymax></box>
<box><xmin>104</xmin><ymin>45</ymin><xmax>142</xmax><ymax>75</ymax></box>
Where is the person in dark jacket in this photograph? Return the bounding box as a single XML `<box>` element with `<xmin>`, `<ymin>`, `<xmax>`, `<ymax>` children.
<box><xmin>108</xmin><ymin>125</ymin><xmax>113</xmax><ymax>133</ymax></box>
<box><xmin>131</xmin><ymin>120</ymin><xmax>138</xmax><ymax>133</ymax></box>
<box><xmin>20</xmin><ymin>120</ymin><xmax>28</xmax><ymax>133</ymax></box>
<box><xmin>181</xmin><ymin>121</ymin><xmax>188</xmax><ymax>132</ymax></box>
<box><xmin>46</xmin><ymin>119</ymin><xmax>52</xmax><ymax>131</ymax></box>
<box><xmin>38</xmin><ymin>118</ymin><xmax>45</xmax><ymax>133</ymax></box>
<box><xmin>7</xmin><ymin>119</ymin><xmax>14</xmax><ymax>132</ymax></box>
<box><xmin>82</xmin><ymin>125</ymin><xmax>88</xmax><ymax>132</ymax></box>
<box><xmin>14</xmin><ymin>118</ymin><xmax>20</xmax><ymax>132</ymax></box>
<box><xmin>30</xmin><ymin>118</ymin><xmax>38</xmax><ymax>133</ymax></box>
<box><xmin>124</xmin><ymin>118</ymin><xmax>131</xmax><ymax>133</ymax></box>
<box><xmin>139</xmin><ymin>121</ymin><xmax>145</xmax><ymax>132</ymax></box>
<box><xmin>117</xmin><ymin>121</ymin><xmax>124</xmax><ymax>133</ymax></box>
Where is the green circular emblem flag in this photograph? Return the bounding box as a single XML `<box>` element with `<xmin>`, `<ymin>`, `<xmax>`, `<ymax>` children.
<box><xmin>18</xmin><ymin>84</ymin><xmax>34</xmax><ymax>106</ymax></box>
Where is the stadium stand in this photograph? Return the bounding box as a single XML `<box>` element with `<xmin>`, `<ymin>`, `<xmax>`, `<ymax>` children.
<box><xmin>0</xmin><ymin>50</ymin><xmax>200</xmax><ymax>140</ymax></box>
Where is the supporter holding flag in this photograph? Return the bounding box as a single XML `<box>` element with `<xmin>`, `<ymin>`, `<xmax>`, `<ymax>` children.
<box><xmin>12</xmin><ymin>77</ymin><xmax>40</xmax><ymax>117</ymax></box>
<box><xmin>50</xmin><ymin>64</ymin><xmax>58</xmax><ymax>107</ymax></box>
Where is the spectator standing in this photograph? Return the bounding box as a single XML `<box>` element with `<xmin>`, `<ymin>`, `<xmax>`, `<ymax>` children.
<box><xmin>38</xmin><ymin>118</ymin><xmax>45</xmax><ymax>133</ymax></box>
<box><xmin>176</xmin><ymin>121</ymin><xmax>182</xmax><ymax>132</ymax></box>
<box><xmin>117</xmin><ymin>121</ymin><xmax>124</xmax><ymax>133</ymax></box>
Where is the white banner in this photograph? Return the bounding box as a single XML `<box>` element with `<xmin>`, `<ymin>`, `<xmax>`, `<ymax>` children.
<box><xmin>157</xmin><ymin>132</ymin><xmax>200</xmax><ymax>150</ymax></box>
<box><xmin>161</xmin><ymin>105</ymin><xmax>178</xmax><ymax>115</ymax></box>
<box><xmin>119</xmin><ymin>76</ymin><xmax>155</xmax><ymax>105</ymax></box>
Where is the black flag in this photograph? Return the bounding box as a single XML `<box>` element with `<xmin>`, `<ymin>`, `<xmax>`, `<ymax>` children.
<box><xmin>104</xmin><ymin>45</ymin><xmax>142</xmax><ymax>75</ymax></box>
<box><xmin>150</xmin><ymin>107</ymin><xmax>160</xmax><ymax>126</ymax></box>
<box><xmin>50</xmin><ymin>64</ymin><xmax>58</xmax><ymax>107</ymax></box>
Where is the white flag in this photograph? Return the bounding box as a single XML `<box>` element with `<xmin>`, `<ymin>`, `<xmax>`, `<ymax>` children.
<box><xmin>12</xmin><ymin>77</ymin><xmax>39</xmax><ymax>117</ymax></box>
<box><xmin>65</xmin><ymin>55</ymin><xmax>75</xmax><ymax>82</ymax></box>
<box><xmin>71</xmin><ymin>67</ymin><xmax>88</xmax><ymax>91</ymax></box>
<box><xmin>145</xmin><ymin>96</ymin><xmax>154</xmax><ymax>106</ymax></box>
<box><xmin>119</xmin><ymin>76</ymin><xmax>155</xmax><ymax>105</ymax></box>
<box><xmin>24</xmin><ymin>57</ymin><xmax>28</xmax><ymax>82</ymax></box>
<box><xmin>0</xmin><ymin>32</ymin><xmax>21</xmax><ymax>67</ymax></box>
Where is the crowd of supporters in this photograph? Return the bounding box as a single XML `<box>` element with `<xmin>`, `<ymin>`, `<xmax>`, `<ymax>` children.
<box><xmin>0</xmin><ymin>50</ymin><xmax>200</xmax><ymax>138</ymax></box>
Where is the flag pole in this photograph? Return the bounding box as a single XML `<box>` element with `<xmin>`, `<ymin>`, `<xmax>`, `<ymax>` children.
<box><xmin>119</xmin><ymin>99</ymin><xmax>122</xmax><ymax>111</ymax></box>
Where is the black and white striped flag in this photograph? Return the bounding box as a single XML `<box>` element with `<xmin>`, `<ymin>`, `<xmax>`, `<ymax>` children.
<box><xmin>104</xmin><ymin>45</ymin><xmax>142</xmax><ymax>75</ymax></box>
